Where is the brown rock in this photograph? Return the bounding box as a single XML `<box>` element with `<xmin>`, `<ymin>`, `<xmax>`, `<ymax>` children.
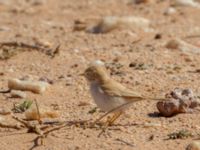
<box><xmin>157</xmin><ymin>88</ymin><xmax>200</xmax><ymax>117</ymax></box>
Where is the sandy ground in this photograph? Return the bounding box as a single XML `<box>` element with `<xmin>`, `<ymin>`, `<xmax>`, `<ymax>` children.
<box><xmin>0</xmin><ymin>0</ymin><xmax>200</xmax><ymax>150</ymax></box>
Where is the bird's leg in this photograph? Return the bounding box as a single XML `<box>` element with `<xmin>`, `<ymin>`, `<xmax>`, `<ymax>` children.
<box><xmin>103</xmin><ymin>111</ymin><xmax>122</xmax><ymax>127</ymax></box>
<box><xmin>92</xmin><ymin>102</ymin><xmax>130</xmax><ymax>127</ymax></box>
<box><xmin>107</xmin><ymin>111</ymin><xmax>122</xmax><ymax>125</ymax></box>
<box><xmin>98</xmin><ymin>112</ymin><xmax>123</xmax><ymax>137</ymax></box>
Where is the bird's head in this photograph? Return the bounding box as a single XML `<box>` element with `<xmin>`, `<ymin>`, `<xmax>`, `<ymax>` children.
<box><xmin>83</xmin><ymin>64</ymin><xmax>109</xmax><ymax>83</ymax></box>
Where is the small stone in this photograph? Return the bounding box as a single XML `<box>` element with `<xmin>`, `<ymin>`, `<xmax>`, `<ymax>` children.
<box><xmin>10</xmin><ymin>90</ymin><xmax>27</xmax><ymax>98</ymax></box>
<box><xmin>148</xmin><ymin>134</ymin><xmax>154</xmax><ymax>141</ymax></box>
<box><xmin>129</xmin><ymin>62</ymin><xmax>151</xmax><ymax>70</ymax></box>
<box><xmin>33</xmin><ymin>38</ymin><xmax>52</xmax><ymax>48</ymax></box>
<box><xmin>86</xmin><ymin>16</ymin><xmax>151</xmax><ymax>33</ymax></box>
<box><xmin>173</xmin><ymin>0</ymin><xmax>200</xmax><ymax>8</ymax></box>
<box><xmin>78</xmin><ymin>101</ymin><xmax>90</xmax><ymax>106</ymax></box>
<box><xmin>129</xmin><ymin>62</ymin><xmax>137</xmax><ymax>67</ymax></box>
<box><xmin>73</xmin><ymin>20</ymin><xmax>87</xmax><ymax>31</ymax></box>
<box><xmin>0</xmin><ymin>107</ymin><xmax>11</xmax><ymax>115</ymax></box>
<box><xmin>8</xmin><ymin>68</ymin><xmax>14</xmax><ymax>73</ymax></box>
<box><xmin>157</xmin><ymin>88</ymin><xmax>198</xmax><ymax>117</ymax></box>
<box><xmin>92</xmin><ymin>60</ymin><xmax>105</xmax><ymax>66</ymax></box>
<box><xmin>0</xmin><ymin>26</ymin><xmax>10</xmax><ymax>32</ymax></box>
<box><xmin>164</xmin><ymin>7</ymin><xmax>177</xmax><ymax>15</ymax></box>
<box><xmin>65</xmin><ymin>77</ymin><xmax>73</xmax><ymax>86</ymax></box>
<box><xmin>186</xmin><ymin>141</ymin><xmax>200</xmax><ymax>150</ymax></box>
<box><xmin>166</xmin><ymin>39</ymin><xmax>179</xmax><ymax>49</ymax></box>
<box><xmin>154</xmin><ymin>33</ymin><xmax>162</xmax><ymax>39</ymax></box>
<box><xmin>39</xmin><ymin>77</ymin><xmax>54</xmax><ymax>84</ymax></box>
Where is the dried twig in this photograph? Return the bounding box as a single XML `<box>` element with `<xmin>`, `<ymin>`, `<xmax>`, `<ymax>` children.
<box><xmin>34</xmin><ymin>99</ymin><xmax>42</xmax><ymax>124</ymax></box>
<box><xmin>0</xmin><ymin>41</ymin><xmax>60</xmax><ymax>58</ymax></box>
<box><xmin>184</xmin><ymin>35</ymin><xmax>200</xmax><ymax>39</ymax></box>
<box><xmin>12</xmin><ymin>115</ymin><xmax>43</xmax><ymax>135</ymax></box>
<box><xmin>12</xmin><ymin>115</ymin><xmax>31</xmax><ymax>128</ymax></box>
<box><xmin>0</xmin><ymin>122</ymin><xmax>22</xmax><ymax>129</ymax></box>
<box><xmin>0</xmin><ymin>89</ymin><xmax>11</xmax><ymax>93</ymax></box>
<box><xmin>50</xmin><ymin>44</ymin><xmax>60</xmax><ymax>58</ymax></box>
<box><xmin>115</xmin><ymin>138</ymin><xmax>135</xmax><ymax>147</ymax></box>
<box><xmin>43</xmin><ymin>123</ymin><xmax>66</xmax><ymax>136</ymax></box>
<box><xmin>28</xmin><ymin>120</ymin><xmax>91</xmax><ymax>150</ymax></box>
<box><xmin>0</xmin><ymin>41</ymin><xmax>48</xmax><ymax>52</ymax></box>
<box><xmin>30</xmin><ymin>123</ymin><xmax>66</xmax><ymax>150</ymax></box>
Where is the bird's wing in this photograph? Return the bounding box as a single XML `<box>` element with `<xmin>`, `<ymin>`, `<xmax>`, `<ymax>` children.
<box><xmin>100</xmin><ymin>79</ymin><xmax>144</xmax><ymax>101</ymax></box>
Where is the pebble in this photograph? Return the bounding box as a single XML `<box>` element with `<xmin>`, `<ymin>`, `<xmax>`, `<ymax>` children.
<box><xmin>10</xmin><ymin>90</ymin><xmax>27</xmax><ymax>98</ymax></box>
<box><xmin>173</xmin><ymin>0</ymin><xmax>200</xmax><ymax>8</ymax></box>
<box><xmin>164</xmin><ymin>7</ymin><xmax>177</xmax><ymax>15</ymax></box>
<box><xmin>186</xmin><ymin>141</ymin><xmax>200</xmax><ymax>150</ymax></box>
<box><xmin>92</xmin><ymin>60</ymin><xmax>105</xmax><ymax>66</ymax></box>
<box><xmin>0</xmin><ymin>107</ymin><xmax>11</xmax><ymax>115</ymax></box>
<box><xmin>39</xmin><ymin>77</ymin><xmax>54</xmax><ymax>84</ymax></box>
<box><xmin>78</xmin><ymin>101</ymin><xmax>91</xmax><ymax>106</ymax></box>
<box><xmin>86</xmin><ymin>16</ymin><xmax>151</xmax><ymax>33</ymax></box>
<box><xmin>0</xmin><ymin>26</ymin><xmax>10</xmax><ymax>32</ymax></box>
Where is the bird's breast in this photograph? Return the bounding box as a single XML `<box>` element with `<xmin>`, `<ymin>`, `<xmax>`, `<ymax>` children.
<box><xmin>90</xmin><ymin>83</ymin><xmax>126</xmax><ymax>112</ymax></box>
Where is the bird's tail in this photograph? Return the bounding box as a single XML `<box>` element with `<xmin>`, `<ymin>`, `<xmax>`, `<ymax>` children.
<box><xmin>143</xmin><ymin>97</ymin><xmax>166</xmax><ymax>101</ymax></box>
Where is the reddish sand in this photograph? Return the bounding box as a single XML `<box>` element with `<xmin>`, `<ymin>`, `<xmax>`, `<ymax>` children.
<box><xmin>0</xmin><ymin>0</ymin><xmax>200</xmax><ymax>150</ymax></box>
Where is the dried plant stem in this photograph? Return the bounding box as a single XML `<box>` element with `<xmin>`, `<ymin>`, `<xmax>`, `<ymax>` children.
<box><xmin>115</xmin><ymin>138</ymin><xmax>135</xmax><ymax>147</ymax></box>
<box><xmin>12</xmin><ymin>115</ymin><xmax>43</xmax><ymax>135</ymax></box>
<box><xmin>0</xmin><ymin>41</ymin><xmax>48</xmax><ymax>52</ymax></box>
<box><xmin>0</xmin><ymin>122</ymin><xmax>21</xmax><ymax>129</ymax></box>
<box><xmin>34</xmin><ymin>99</ymin><xmax>42</xmax><ymax>124</ymax></box>
<box><xmin>0</xmin><ymin>89</ymin><xmax>11</xmax><ymax>93</ymax></box>
<box><xmin>0</xmin><ymin>41</ymin><xmax>60</xmax><ymax>58</ymax></box>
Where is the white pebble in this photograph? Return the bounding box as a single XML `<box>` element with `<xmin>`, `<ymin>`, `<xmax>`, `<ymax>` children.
<box><xmin>0</xmin><ymin>107</ymin><xmax>11</xmax><ymax>115</ymax></box>
<box><xmin>92</xmin><ymin>60</ymin><xmax>105</xmax><ymax>66</ymax></box>
<box><xmin>8</xmin><ymin>78</ymin><xmax>49</xmax><ymax>94</ymax></box>
<box><xmin>164</xmin><ymin>7</ymin><xmax>177</xmax><ymax>15</ymax></box>
<box><xmin>10</xmin><ymin>90</ymin><xmax>26</xmax><ymax>98</ymax></box>
<box><xmin>186</xmin><ymin>141</ymin><xmax>200</xmax><ymax>150</ymax></box>
<box><xmin>173</xmin><ymin>0</ymin><xmax>200</xmax><ymax>8</ymax></box>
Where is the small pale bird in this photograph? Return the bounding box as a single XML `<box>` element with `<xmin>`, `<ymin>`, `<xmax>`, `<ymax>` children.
<box><xmin>83</xmin><ymin>62</ymin><xmax>164</xmax><ymax>126</ymax></box>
